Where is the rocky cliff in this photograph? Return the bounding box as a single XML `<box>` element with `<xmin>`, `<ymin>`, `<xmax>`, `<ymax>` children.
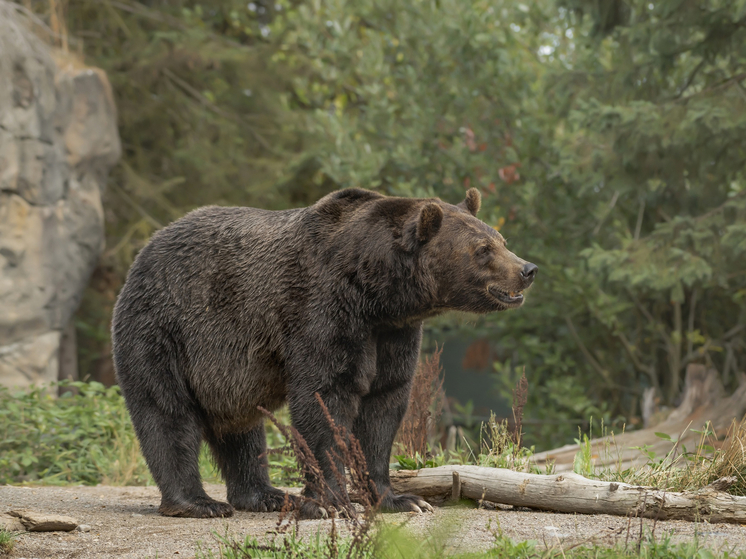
<box><xmin>0</xmin><ymin>6</ymin><xmax>121</xmax><ymax>388</ymax></box>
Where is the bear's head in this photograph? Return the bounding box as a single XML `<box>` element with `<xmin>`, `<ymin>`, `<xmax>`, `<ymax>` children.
<box><xmin>411</xmin><ymin>188</ymin><xmax>537</xmax><ymax>314</ymax></box>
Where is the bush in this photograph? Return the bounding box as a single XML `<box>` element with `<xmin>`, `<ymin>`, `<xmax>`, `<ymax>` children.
<box><xmin>0</xmin><ymin>382</ymin><xmax>296</xmax><ymax>487</ymax></box>
<box><xmin>0</xmin><ymin>381</ymin><xmax>149</xmax><ymax>485</ymax></box>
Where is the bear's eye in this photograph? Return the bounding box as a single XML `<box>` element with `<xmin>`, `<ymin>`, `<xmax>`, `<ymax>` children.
<box><xmin>475</xmin><ymin>245</ymin><xmax>492</xmax><ymax>258</ymax></box>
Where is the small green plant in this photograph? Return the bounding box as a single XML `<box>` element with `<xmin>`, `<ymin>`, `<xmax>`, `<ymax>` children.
<box><xmin>477</xmin><ymin>413</ymin><xmax>545</xmax><ymax>474</ymax></box>
<box><xmin>395</xmin><ymin>368</ymin><xmax>546</xmax><ymax>475</ymax></box>
<box><xmin>393</xmin><ymin>450</ymin><xmax>447</xmax><ymax>470</ymax></box>
<box><xmin>393</xmin><ymin>413</ymin><xmax>544</xmax><ymax>474</ymax></box>
<box><xmin>0</xmin><ymin>528</ymin><xmax>18</xmax><ymax>554</ymax></box>
<box><xmin>262</xmin><ymin>407</ymin><xmax>301</xmax><ymax>487</ymax></box>
<box><xmin>572</xmin><ymin>432</ymin><xmax>594</xmax><ymax>477</ymax></box>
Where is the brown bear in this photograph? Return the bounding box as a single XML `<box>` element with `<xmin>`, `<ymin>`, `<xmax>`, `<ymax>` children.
<box><xmin>111</xmin><ymin>188</ymin><xmax>537</xmax><ymax>518</ymax></box>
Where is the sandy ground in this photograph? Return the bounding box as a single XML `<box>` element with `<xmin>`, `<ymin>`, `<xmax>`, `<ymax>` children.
<box><xmin>2</xmin><ymin>484</ymin><xmax>746</xmax><ymax>558</ymax></box>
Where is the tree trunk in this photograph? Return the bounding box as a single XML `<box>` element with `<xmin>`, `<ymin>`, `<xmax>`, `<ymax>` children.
<box><xmin>390</xmin><ymin>465</ymin><xmax>746</xmax><ymax>524</ymax></box>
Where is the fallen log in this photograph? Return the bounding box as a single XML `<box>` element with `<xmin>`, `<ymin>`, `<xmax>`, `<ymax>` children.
<box><xmin>390</xmin><ymin>465</ymin><xmax>746</xmax><ymax>524</ymax></box>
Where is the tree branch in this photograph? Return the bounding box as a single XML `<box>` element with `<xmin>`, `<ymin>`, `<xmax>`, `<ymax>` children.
<box><xmin>675</xmin><ymin>72</ymin><xmax>746</xmax><ymax>104</ymax></box>
<box><xmin>673</xmin><ymin>59</ymin><xmax>706</xmax><ymax>99</ymax></box>
<box><xmin>161</xmin><ymin>67</ymin><xmax>277</xmax><ymax>154</ymax></box>
<box><xmin>686</xmin><ymin>288</ymin><xmax>698</xmax><ymax>356</ymax></box>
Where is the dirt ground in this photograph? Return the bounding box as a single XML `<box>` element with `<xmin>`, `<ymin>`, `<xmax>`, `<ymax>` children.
<box><xmin>2</xmin><ymin>483</ymin><xmax>746</xmax><ymax>558</ymax></box>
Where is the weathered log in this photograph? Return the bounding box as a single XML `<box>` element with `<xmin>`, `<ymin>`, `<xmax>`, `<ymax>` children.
<box><xmin>390</xmin><ymin>465</ymin><xmax>746</xmax><ymax>524</ymax></box>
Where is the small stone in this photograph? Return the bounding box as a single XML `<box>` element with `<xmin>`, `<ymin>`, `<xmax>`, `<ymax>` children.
<box><xmin>131</xmin><ymin>513</ymin><xmax>143</xmax><ymax>517</ymax></box>
<box><xmin>77</xmin><ymin>524</ymin><xmax>92</xmax><ymax>532</ymax></box>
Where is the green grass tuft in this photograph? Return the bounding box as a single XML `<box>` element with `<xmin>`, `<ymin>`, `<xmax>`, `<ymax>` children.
<box><xmin>0</xmin><ymin>528</ymin><xmax>18</xmax><ymax>554</ymax></box>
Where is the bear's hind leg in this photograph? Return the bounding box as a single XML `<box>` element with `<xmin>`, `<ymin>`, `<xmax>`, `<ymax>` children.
<box><xmin>207</xmin><ymin>425</ymin><xmax>292</xmax><ymax>512</ymax></box>
<box><xmin>128</xmin><ymin>394</ymin><xmax>234</xmax><ymax>518</ymax></box>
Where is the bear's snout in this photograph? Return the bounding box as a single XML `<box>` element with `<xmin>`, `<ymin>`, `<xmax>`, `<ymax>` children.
<box><xmin>520</xmin><ymin>262</ymin><xmax>538</xmax><ymax>287</ymax></box>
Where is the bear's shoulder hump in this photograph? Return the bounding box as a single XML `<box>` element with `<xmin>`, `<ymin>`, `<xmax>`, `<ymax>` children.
<box><xmin>312</xmin><ymin>188</ymin><xmax>385</xmax><ymax>221</ymax></box>
<box><xmin>320</xmin><ymin>188</ymin><xmax>384</xmax><ymax>205</ymax></box>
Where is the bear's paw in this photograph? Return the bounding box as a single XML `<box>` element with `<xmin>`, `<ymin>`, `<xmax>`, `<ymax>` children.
<box><xmin>229</xmin><ymin>487</ymin><xmax>296</xmax><ymax>513</ymax></box>
<box><xmin>159</xmin><ymin>496</ymin><xmax>234</xmax><ymax>518</ymax></box>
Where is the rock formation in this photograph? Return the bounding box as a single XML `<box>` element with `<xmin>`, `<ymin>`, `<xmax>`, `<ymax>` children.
<box><xmin>0</xmin><ymin>5</ymin><xmax>121</xmax><ymax>389</ymax></box>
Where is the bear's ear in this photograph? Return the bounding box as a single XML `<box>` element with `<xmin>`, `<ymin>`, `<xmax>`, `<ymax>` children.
<box><xmin>416</xmin><ymin>203</ymin><xmax>444</xmax><ymax>243</ymax></box>
<box><xmin>457</xmin><ymin>188</ymin><xmax>481</xmax><ymax>216</ymax></box>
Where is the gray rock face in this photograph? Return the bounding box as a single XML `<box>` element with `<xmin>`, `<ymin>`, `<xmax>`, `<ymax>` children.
<box><xmin>0</xmin><ymin>7</ymin><xmax>121</xmax><ymax>389</ymax></box>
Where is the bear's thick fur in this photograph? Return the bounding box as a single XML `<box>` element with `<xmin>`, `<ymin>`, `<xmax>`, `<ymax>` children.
<box><xmin>112</xmin><ymin>188</ymin><xmax>537</xmax><ymax>518</ymax></box>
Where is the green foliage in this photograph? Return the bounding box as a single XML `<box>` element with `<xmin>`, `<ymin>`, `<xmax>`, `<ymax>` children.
<box><xmin>0</xmin><ymin>381</ymin><xmax>149</xmax><ymax>485</ymax></box>
<box><xmin>277</xmin><ymin>0</ymin><xmax>546</xmax><ymax>196</ymax></box>
<box><xmin>540</xmin><ymin>0</ymin><xmax>746</xmax><ymax>406</ymax></box>
<box><xmin>0</xmin><ymin>384</ymin><xmax>297</xmax><ymax>487</ymax></box>
<box><xmin>54</xmin><ymin>0</ymin><xmax>746</xmax><ymax>450</ymax></box>
<box><xmin>262</xmin><ymin>408</ymin><xmax>302</xmax><ymax>487</ymax></box>
<box><xmin>63</xmin><ymin>0</ymin><xmax>306</xmax><ymax>251</ymax></box>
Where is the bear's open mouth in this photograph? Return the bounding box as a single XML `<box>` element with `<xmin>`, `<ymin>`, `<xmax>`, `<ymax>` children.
<box><xmin>487</xmin><ymin>286</ymin><xmax>524</xmax><ymax>306</ymax></box>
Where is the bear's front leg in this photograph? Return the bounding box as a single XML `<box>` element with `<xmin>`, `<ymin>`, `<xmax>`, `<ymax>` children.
<box><xmin>352</xmin><ymin>325</ymin><xmax>434</xmax><ymax>514</ymax></box>
<box><xmin>287</xmin><ymin>384</ymin><xmax>363</xmax><ymax>519</ymax></box>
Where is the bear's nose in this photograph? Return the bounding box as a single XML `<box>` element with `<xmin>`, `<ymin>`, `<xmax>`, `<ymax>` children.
<box><xmin>521</xmin><ymin>262</ymin><xmax>538</xmax><ymax>285</ymax></box>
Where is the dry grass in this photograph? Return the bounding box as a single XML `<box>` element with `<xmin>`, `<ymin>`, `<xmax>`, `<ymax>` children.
<box><xmin>99</xmin><ymin>431</ymin><xmax>152</xmax><ymax>486</ymax></box>
<box><xmin>598</xmin><ymin>418</ymin><xmax>746</xmax><ymax>495</ymax></box>
<box><xmin>0</xmin><ymin>0</ymin><xmax>51</xmax><ymax>56</ymax></box>
<box><xmin>260</xmin><ymin>395</ymin><xmax>379</xmax><ymax>558</ymax></box>
<box><xmin>511</xmin><ymin>368</ymin><xmax>528</xmax><ymax>449</ymax></box>
<box><xmin>396</xmin><ymin>347</ymin><xmax>445</xmax><ymax>458</ymax></box>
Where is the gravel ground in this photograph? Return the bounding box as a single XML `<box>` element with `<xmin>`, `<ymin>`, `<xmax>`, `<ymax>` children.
<box><xmin>2</xmin><ymin>484</ymin><xmax>746</xmax><ymax>558</ymax></box>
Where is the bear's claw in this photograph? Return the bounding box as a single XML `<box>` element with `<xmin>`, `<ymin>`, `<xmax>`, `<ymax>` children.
<box><xmin>298</xmin><ymin>500</ymin><xmax>329</xmax><ymax>519</ymax></box>
<box><xmin>382</xmin><ymin>493</ymin><xmax>434</xmax><ymax>514</ymax></box>
<box><xmin>416</xmin><ymin>499</ymin><xmax>434</xmax><ymax>513</ymax></box>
